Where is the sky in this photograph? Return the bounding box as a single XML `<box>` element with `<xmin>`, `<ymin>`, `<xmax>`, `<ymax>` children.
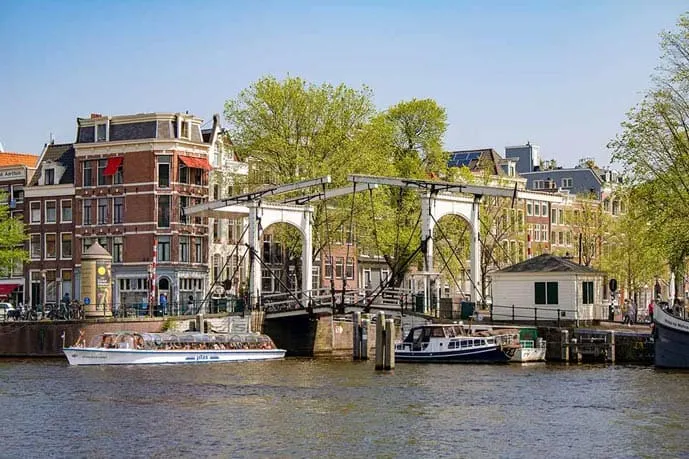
<box><xmin>1</xmin><ymin>0</ymin><xmax>687</xmax><ymax>167</ymax></box>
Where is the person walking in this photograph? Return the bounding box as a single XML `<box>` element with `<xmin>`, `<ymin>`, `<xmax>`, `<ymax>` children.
<box><xmin>648</xmin><ymin>300</ymin><xmax>655</xmax><ymax>322</ymax></box>
<box><xmin>159</xmin><ymin>293</ymin><xmax>168</xmax><ymax>316</ymax></box>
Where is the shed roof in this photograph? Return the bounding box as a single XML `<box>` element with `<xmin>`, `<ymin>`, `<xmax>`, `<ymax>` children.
<box><xmin>497</xmin><ymin>253</ymin><xmax>601</xmax><ymax>274</ymax></box>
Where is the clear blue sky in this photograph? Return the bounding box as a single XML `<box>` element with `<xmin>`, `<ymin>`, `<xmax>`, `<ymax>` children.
<box><xmin>1</xmin><ymin>0</ymin><xmax>686</xmax><ymax>167</ymax></box>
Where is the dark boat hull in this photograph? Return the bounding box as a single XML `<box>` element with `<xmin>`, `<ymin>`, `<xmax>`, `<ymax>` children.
<box><xmin>654</xmin><ymin>306</ymin><xmax>689</xmax><ymax>368</ymax></box>
<box><xmin>395</xmin><ymin>346</ymin><xmax>510</xmax><ymax>363</ymax></box>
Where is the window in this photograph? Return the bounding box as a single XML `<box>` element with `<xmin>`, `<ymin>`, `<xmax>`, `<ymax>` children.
<box><xmin>194</xmin><ymin>238</ymin><xmax>203</xmax><ymax>263</ymax></box>
<box><xmin>158</xmin><ymin>195</ymin><xmax>170</xmax><ymax>228</ymax></box>
<box><xmin>559</xmin><ymin>231</ymin><xmax>564</xmax><ymax>245</ymax></box>
<box><xmin>158</xmin><ymin>236</ymin><xmax>170</xmax><ymax>262</ymax></box>
<box><xmin>82</xmin><ymin>237</ymin><xmax>93</xmax><ymax>253</ymax></box>
<box><xmin>113</xmin><ymin>236</ymin><xmax>123</xmax><ymax>263</ymax></box>
<box><xmin>61</xmin><ymin>200</ymin><xmax>72</xmax><ymax>222</ymax></box>
<box><xmin>180</xmin><ymin>196</ymin><xmax>189</xmax><ymax>224</ymax></box>
<box><xmin>44</xmin><ymin>169</ymin><xmax>55</xmax><ymax>185</ymax></box>
<box><xmin>535</xmin><ymin>281</ymin><xmax>558</xmax><ymax>305</ymax></box>
<box><xmin>46</xmin><ymin>270</ymin><xmax>57</xmax><ymax>303</ymax></box>
<box><xmin>30</xmin><ymin>202</ymin><xmax>40</xmax><ymax>223</ymax></box>
<box><xmin>551</xmin><ymin>209</ymin><xmax>556</xmax><ymax>224</ymax></box>
<box><xmin>158</xmin><ymin>156</ymin><xmax>170</xmax><ymax>188</ymax></box>
<box><xmin>551</xmin><ymin>231</ymin><xmax>556</xmax><ymax>245</ymax></box>
<box><xmin>113</xmin><ymin>197</ymin><xmax>124</xmax><ymax>224</ymax></box>
<box><xmin>582</xmin><ymin>281</ymin><xmax>594</xmax><ymax>304</ymax></box>
<box><xmin>30</xmin><ymin>234</ymin><xmax>41</xmax><ymax>259</ymax></box>
<box><xmin>45</xmin><ymin>233</ymin><xmax>57</xmax><ymax>259</ymax></box>
<box><xmin>98</xmin><ymin>159</ymin><xmax>108</xmax><ymax>186</ymax></box>
<box><xmin>335</xmin><ymin>257</ymin><xmax>344</xmax><ymax>279</ymax></box>
<box><xmin>61</xmin><ymin>270</ymin><xmax>72</xmax><ymax>300</ymax></box>
<box><xmin>61</xmin><ymin>233</ymin><xmax>72</xmax><ymax>259</ymax></box>
<box><xmin>346</xmin><ymin>257</ymin><xmax>354</xmax><ymax>279</ymax></box>
<box><xmin>533</xmin><ymin>180</ymin><xmax>543</xmax><ymax>189</ymax></box>
<box><xmin>181</xmin><ymin>121</ymin><xmax>189</xmax><ymax>139</ymax></box>
<box><xmin>562</xmin><ymin>178</ymin><xmax>573</xmax><ymax>188</ymax></box>
<box><xmin>179</xmin><ymin>165</ymin><xmax>188</xmax><ymax>184</ymax></box>
<box><xmin>180</xmin><ymin>236</ymin><xmax>189</xmax><ymax>262</ymax></box>
<box><xmin>83</xmin><ymin>200</ymin><xmax>93</xmax><ymax>225</ymax></box>
<box><xmin>541</xmin><ymin>226</ymin><xmax>548</xmax><ymax>242</ymax></box>
<box><xmin>113</xmin><ymin>163</ymin><xmax>123</xmax><ymax>185</ymax></box>
<box><xmin>213</xmin><ymin>220</ymin><xmax>220</xmax><ymax>243</ymax></box>
<box><xmin>534</xmin><ymin>224</ymin><xmax>541</xmax><ymax>242</ymax></box>
<box><xmin>324</xmin><ymin>256</ymin><xmax>333</xmax><ymax>278</ymax></box>
<box><xmin>533</xmin><ymin>203</ymin><xmax>539</xmax><ymax>216</ymax></box>
<box><xmin>98</xmin><ymin>198</ymin><xmax>108</xmax><ymax>224</ymax></box>
<box><xmin>83</xmin><ymin>160</ymin><xmax>93</xmax><ymax>187</ymax></box>
<box><xmin>558</xmin><ymin>209</ymin><xmax>564</xmax><ymax>225</ymax></box>
<box><xmin>526</xmin><ymin>202</ymin><xmax>532</xmax><ymax>216</ymax></box>
<box><xmin>96</xmin><ymin>123</ymin><xmax>107</xmax><ymax>142</ymax></box>
<box><xmin>12</xmin><ymin>185</ymin><xmax>24</xmax><ymax>204</ymax></box>
<box><xmin>542</xmin><ymin>203</ymin><xmax>548</xmax><ymax>216</ymax></box>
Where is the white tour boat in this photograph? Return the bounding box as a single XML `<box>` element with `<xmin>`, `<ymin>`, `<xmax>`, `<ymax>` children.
<box><xmin>63</xmin><ymin>331</ymin><xmax>286</xmax><ymax>366</ymax></box>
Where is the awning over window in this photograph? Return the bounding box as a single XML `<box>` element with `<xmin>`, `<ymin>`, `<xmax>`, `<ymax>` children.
<box><xmin>103</xmin><ymin>157</ymin><xmax>124</xmax><ymax>176</ymax></box>
<box><xmin>0</xmin><ymin>284</ymin><xmax>19</xmax><ymax>296</ymax></box>
<box><xmin>179</xmin><ymin>155</ymin><xmax>212</xmax><ymax>171</ymax></box>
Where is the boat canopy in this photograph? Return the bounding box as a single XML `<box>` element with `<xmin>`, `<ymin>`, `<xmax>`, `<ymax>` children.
<box><xmin>87</xmin><ymin>332</ymin><xmax>276</xmax><ymax>349</ymax></box>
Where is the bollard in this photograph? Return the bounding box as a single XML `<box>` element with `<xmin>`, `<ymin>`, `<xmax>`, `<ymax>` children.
<box><xmin>561</xmin><ymin>330</ymin><xmax>569</xmax><ymax>362</ymax></box>
<box><xmin>609</xmin><ymin>331</ymin><xmax>616</xmax><ymax>364</ymax></box>
<box><xmin>571</xmin><ymin>337</ymin><xmax>581</xmax><ymax>363</ymax></box>
<box><xmin>353</xmin><ymin>311</ymin><xmax>361</xmax><ymax>360</ymax></box>
<box><xmin>196</xmin><ymin>313</ymin><xmax>204</xmax><ymax>333</ymax></box>
<box><xmin>361</xmin><ymin>319</ymin><xmax>369</xmax><ymax>360</ymax></box>
<box><xmin>375</xmin><ymin>311</ymin><xmax>386</xmax><ymax>370</ymax></box>
<box><xmin>384</xmin><ymin>318</ymin><xmax>395</xmax><ymax>370</ymax></box>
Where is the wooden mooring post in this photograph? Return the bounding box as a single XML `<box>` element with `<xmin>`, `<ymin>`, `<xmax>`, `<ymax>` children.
<box><xmin>353</xmin><ymin>312</ymin><xmax>370</xmax><ymax>361</ymax></box>
<box><xmin>375</xmin><ymin>312</ymin><xmax>395</xmax><ymax>370</ymax></box>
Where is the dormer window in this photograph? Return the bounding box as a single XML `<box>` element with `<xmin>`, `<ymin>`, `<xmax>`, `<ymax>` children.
<box><xmin>181</xmin><ymin>121</ymin><xmax>190</xmax><ymax>139</ymax></box>
<box><xmin>45</xmin><ymin>168</ymin><xmax>55</xmax><ymax>185</ymax></box>
<box><xmin>96</xmin><ymin>123</ymin><xmax>107</xmax><ymax>142</ymax></box>
<box><xmin>561</xmin><ymin>178</ymin><xmax>573</xmax><ymax>188</ymax></box>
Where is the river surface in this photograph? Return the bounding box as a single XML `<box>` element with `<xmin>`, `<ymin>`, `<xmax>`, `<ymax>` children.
<box><xmin>0</xmin><ymin>358</ymin><xmax>688</xmax><ymax>458</ymax></box>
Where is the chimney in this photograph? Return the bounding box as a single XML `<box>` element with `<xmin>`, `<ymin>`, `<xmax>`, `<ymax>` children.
<box><xmin>90</xmin><ymin>113</ymin><xmax>103</xmax><ymax>119</ymax></box>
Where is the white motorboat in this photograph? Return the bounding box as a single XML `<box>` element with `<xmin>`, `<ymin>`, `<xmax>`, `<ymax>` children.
<box><xmin>509</xmin><ymin>338</ymin><xmax>547</xmax><ymax>363</ymax></box>
<box><xmin>63</xmin><ymin>331</ymin><xmax>286</xmax><ymax>366</ymax></box>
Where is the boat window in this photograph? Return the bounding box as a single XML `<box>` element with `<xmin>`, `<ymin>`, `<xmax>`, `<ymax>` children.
<box><xmin>461</xmin><ymin>340</ymin><xmax>469</xmax><ymax>348</ymax></box>
<box><xmin>431</xmin><ymin>327</ymin><xmax>445</xmax><ymax>338</ymax></box>
<box><xmin>474</xmin><ymin>339</ymin><xmax>481</xmax><ymax>346</ymax></box>
<box><xmin>448</xmin><ymin>341</ymin><xmax>456</xmax><ymax>349</ymax></box>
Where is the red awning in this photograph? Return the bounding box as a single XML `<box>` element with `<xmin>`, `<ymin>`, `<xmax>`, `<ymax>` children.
<box><xmin>0</xmin><ymin>284</ymin><xmax>19</xmax><ymax>296</ymax></box>
<box><xmin>179</xmin><ymin>155</ymin><xmax>212</xmax><ymax>171</ymax></box>
<box><xmin>103</xmin><ymin>157</ymin><xmax>124</xmax><ymax>176</ymax></box>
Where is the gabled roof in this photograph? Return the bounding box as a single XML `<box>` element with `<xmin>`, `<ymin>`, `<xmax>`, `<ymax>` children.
<box><xmin>497</xmin><ymin>253</ymin><xmax>601</xmax><ymax>274</ymax></box>
<box><xmin>28</xmin><ymin>143</ymin><xmax>75</xmax><ymax>186</ymax></box>
<box><xmin>0</xmin><ymin>152</ymin><xmax>39</xmax><ymax>168</ymax></box>
<box><xmin>448</xmin><ymin>148</ymin><xmax>510</xmax><ymax>176</ymax></box>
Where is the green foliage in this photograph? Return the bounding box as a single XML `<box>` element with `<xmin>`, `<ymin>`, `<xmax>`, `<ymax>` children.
<box><xmin>0</xmin><ymin>193</ymin><xmax>27</xmax><ymax>276</ymax></box>
<box><xmin>610</xmin><ymin>13</ymin><xmax>689</xmax><ymax>273</ymax></box>
<box><xmin>223</xmin><ymin>76</ymin><xmax>450</xmax><ymax>287</ymax></box>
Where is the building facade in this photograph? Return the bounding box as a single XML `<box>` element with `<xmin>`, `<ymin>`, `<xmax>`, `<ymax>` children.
<box><xmin>0</xmin><ymin>152</ymin><xmax>38</xmax><ymax>305</ymax></box>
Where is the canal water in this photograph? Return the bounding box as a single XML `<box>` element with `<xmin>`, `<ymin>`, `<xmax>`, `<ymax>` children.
<box><xmin>0</xmin><ymin>358</ymin><xmax>687</xmax><ymax>458</ymax></box>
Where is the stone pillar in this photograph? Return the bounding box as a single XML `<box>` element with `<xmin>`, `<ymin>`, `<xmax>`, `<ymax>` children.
<box><xmin>421</xmin><ymin>193</ymin><xmax>435</xmax><ymax>315</ymax></box>
<box><xmin>470</xmin><ymin>196</ymin><xmax>482</xmax><ymax>305</ymax></box>
<box><xmin>81</xmin><ymin>242</ymin><xmax>112</xmax><ymax>318</ymax></box>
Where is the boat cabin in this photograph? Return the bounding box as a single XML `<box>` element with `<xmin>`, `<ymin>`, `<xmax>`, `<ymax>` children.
<box><xmin>85</xmin><ymin>332</ymin><xmax>277</xmax><ymax>351</ymax></box>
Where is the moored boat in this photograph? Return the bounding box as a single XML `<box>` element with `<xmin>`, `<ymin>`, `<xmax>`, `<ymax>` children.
<box><xmin>63</xmin><ymin>331</ymin><xmax>286</xmax><ymax>366</ymax></box>
<box><xmin>508</xmin><ymin>338</ymin><xmax>547</xmax><ymax>363</ymax></box>
<box><xmin>653</xmin><ymin>302</ymin><xmax>689</xmax><ymax>368</ymax></box>
<box><xmin>394</xmin><ymin>324</ymin><xmax>519</xmax><ymax>363</ymax></box>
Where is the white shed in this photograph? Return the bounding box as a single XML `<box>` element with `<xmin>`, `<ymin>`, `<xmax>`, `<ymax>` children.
<box><xmin>490</xmin><ymin>254</ymin><xmax>605</xmax><ymax>323</ymax></box>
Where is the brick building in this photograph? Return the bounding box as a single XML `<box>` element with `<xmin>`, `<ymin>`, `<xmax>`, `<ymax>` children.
<box><xmin>0</xmin><ymin>152</ymin><xmax>38</xmax><ymax>305</ymax></box>
<box><xmin>70</xmin><ymin>112</ymin><xmax>212</xmax><ymax>311</ymax></box>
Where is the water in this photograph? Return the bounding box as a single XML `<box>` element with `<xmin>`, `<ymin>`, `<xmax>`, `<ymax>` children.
<box><xmin>1</xmin><ymin>359</ymin><xmax>688</xmax><ymax>458</ymax></box>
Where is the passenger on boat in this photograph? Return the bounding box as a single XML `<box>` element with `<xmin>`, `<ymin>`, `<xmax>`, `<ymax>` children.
<box><xmin>74</xmin><ymin>329</ymin><xmax>86</xmax><ymax>348</ymax></box>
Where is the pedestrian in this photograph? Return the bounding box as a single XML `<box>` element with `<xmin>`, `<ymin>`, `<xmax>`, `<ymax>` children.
<box><xmin>159</xmin><ymin>293</ymin><xmax>168</xmax><ymax>316</ymax></box>
<box><xmin>648</xmin><ymin>299</ymin><xmax>655</xmax><ymax>322</ymax></box>
<box><xmin>187</xmin><ymin>295</ymin><xmax>194</xmax><ymax>314</ymax></box>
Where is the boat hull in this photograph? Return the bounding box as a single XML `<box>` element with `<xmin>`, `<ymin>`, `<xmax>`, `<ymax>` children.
<box><xmin>64</xmin><ymin>347</ymin><xmax>286</xmax><ymax>366</ymax></box>
<box><xmin>510</xmin><ymin>346</ymin><xmax>546</xmax><ymax>363</ymax></box>
<box><xmin>654</xmin><ymin>306</ymin><xmax>689</xmax><ymax>368</ymax></box>
<box><xmin>395</xmin><ymin>346</ymin><xmax>510</xmax><ymax>363</ymax></box>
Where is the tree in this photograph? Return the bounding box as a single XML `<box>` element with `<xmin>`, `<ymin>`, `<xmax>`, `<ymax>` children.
<box><xmin>610</xmin><ymin>13</ymin><xmax>689</xmax><ymax>276</ymax></box>
<box><xmin>566</xmin><ymin>195</ymin><xmax>611</xmax><ymax>267</ymax></box>
<box><xmin>0</xmin><ymin>194</ymin><xmax>27</xmax><ymax>277</ymax></box>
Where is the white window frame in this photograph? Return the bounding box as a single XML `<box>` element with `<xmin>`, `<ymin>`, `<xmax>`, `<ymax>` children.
<box><xmin>30</xmin><ymin>201</ymin><xmax>41</xmax><ymax>224</ymax></box>
<box><xmin>60</xmin><ymin>232</ymin><xmax>72</xmax><ymax>260</ymax></box>
<box><xmin>44</xmin><ymin>232</ymin><xmax>57</xmax><ymax>259</ymax></box>
<box><xmin>526</xmin><ymin>201</ymin><xmax>532</xmax><ymax>216</ymax></box>
<box><xmin>61</xmin><ymin>199</ymin><xmax>72</xmax><ymax>223</ymax></box>
<box><xmin>30</xmin><ymin>233</ymin><xmax>41</xmax><ymax>259</ymax></box>
<box><xmin>45</xmin><ymin>200</ymin><xmax>57</xmax><ymax>223</ymax></box>
<box><xmin>561</xmin><ymin>177</ymin><xmax>573</xmax><ymax>188</ymax></box>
